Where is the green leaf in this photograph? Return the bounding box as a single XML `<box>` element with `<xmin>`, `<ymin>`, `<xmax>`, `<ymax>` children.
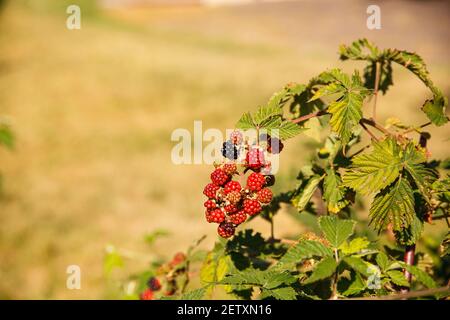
<box><xmin>343</xmin><ymin>138</ymin><xmax>403</xmax><ymax>195</ymax></box>
<box><xmin>339</xmin><ymin>237</ymin><xmax>370</xmax><ymax>255</ymax></box>
<box><xmin>200</xmin><ymin>242</ymin><xmax>231</xmax><ymax>294</ymax></box>
<box><xmin>440</xmin><ymin>232</ymin><xmax>450</xmax><ymax>257</ymax></box>
<box><xmin>261</xmin><ymin>287</ymin><xmax>297</xmax><ymax>300</ymax></box>
<box><xmin>369</xmin><ymin>176</ymin><xmax>415</xmax><ymax>232</ymax></box>
<box><xmin>386</xmin><ymin>270</ymin><xmax>410</xmax><ymax>287</ymax></box>
<box><xmin>328</xmin><ymin>91</ymin><xmax>364</xmax><ymax>145</ymax></box>
<box><xmin>180</xmin><ymin>288</ymin><xmax>206</xmax><ymax>300</ymax></box>
<box><xmin>323</xmin><ymin>168</ymin><xmax>349</xmax><ymax>213</ymax></box>
<box><xmin>342</xmin><ymin>272</ymin><xmax>367</xmax><ymax>296</ymax></box>
<box><xmin>303</xmin><ymin>256</ymin><xmax>337</xmax><ymax>284</ymax></box>
<box><xmin>254</xmin><ymin>104</ymin><xmax>282</xmax><ymax>126</ymax></box>
<box><xmin>422</xmin><ymin>94</ymin><xmax>448</xmax><ymax>126</ymax></box>
<box><xmin>309</xmin><ymin>82</ymin><xmax>344</xmax><ymax>102</ymax></box>
<box><xmin>236</xmin><ymin>112</ymin><xmax>256</xmax><ymax>130</ymax></box>
<box><xmin>143</xmin><ymin>229</ymin><xmax>170</xmax><ymax>246</ymax></box>
<box><xmin>279</xmin><ymin>240</ymin><xmax>333</xmax><ymax>264</ymax></box>
<box><xmin>292</xmin><ymin>175</ymin><xmax>322</xmax><ymax>212</ymax></box>
<box><xmin>399</xmin><ymin>263</ymin><xmax>436</xmax><ymax>288</ymax></box>
<box><xmin>318</xmin><ymin>215</ymin><xmax>356</xmax><ymax>248</ymax></box>
<box><xmin>264</xmin><ymin>270</ymin><xmax>297</xmax><ymax>289</ymax></box>
<box><xmin>0</xmin><ymin>122</ymin><xmax>14</xmax><ymax>149</ymax></box>
<box><xmin>339</xmin><ymin>38</ymin><xmax>379</xmax><ymax>61</ymax></box>
<box><xmin>375</xmin><ymin>252</ymin><xmax>390</xmax><ymax>272</ymax></box>
<box><xmin>394</xmin><ymin>214</ymin><xmax>424</xmax><ymax>246</ymax></box>
<box><xmin>104</xmin><ymin>245</ymin><xmax>124</xmax><ymax>275</ymax></box>
<box><xmin>343</xmin><ymin>256</ymin><xmax>373</xmax><ymax>277</ymax></box>
<box><xmin>219</xmin><ymin>269</ymin><xmax>296</xmax><ymax>290</ymax></box>
<box><xmin>278</xmin><ymin>120</ymin><xmax>304</xmax><ymax>140</ymax></box>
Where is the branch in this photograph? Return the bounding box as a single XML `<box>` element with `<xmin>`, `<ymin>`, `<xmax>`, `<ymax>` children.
<box><xmin>360</xmin><ymin>121</ymin><xmax>379</xmax><ymax>141</ymax></box>
<box><xmin>291</xmin><ymin>109</ymin><xmax>328</xmax><ymax>124</ymax></box>
<box><xmin>372</xmin><ymin>61</ymin><xmax>381</xmax><ymax>121</ymax></box>
<box><xmin>402</xmin><ymin>121</ymin><xmax>432</xmax><ymax>134</ymax></box>
<box><xmin>360</xmin><ymin>117</ymin><xmax>391</xmax><ymax>136</ymax></box>
<box><xmin>348</xmin><ymin>286</ymin><xmax>450</xmax><ymax>300</ymax></box>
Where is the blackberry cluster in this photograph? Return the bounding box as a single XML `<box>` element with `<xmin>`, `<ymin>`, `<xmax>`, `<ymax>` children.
<box><xmin>202</xmin><ymin>129</ymin><xmax>284</xmax><ymax>238</ymax></box>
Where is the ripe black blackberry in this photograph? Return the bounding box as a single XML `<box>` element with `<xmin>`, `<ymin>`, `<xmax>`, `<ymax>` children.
<box><xmin>221</xmin><ymin>140</ymin><xmax>239</xmax><ymax>160</ymax></box>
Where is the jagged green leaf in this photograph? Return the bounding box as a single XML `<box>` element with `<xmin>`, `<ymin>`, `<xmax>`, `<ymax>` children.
<box><xmin>279</xmin><ymin>240</ymin><xmax>333</xmax><ymax>264</ymax></box>
<box><xmin>375</xmin><ymin>252</ymin><xmax>390</xmax><ymax>272</ymax></box>
<box><xmin>342</xmin><ymin>272</ymin><xmax>367</xmax><ymax>296</ymax></box>
<box><xmin>318</xmin><ymin>215</ymin><xmax>356</xmax><ymax>248</ymax></box>
<box><xmin>278</xmin><ymin>120</ymin><xmax>304</xmax><ymax>140</ymax></box>
<box><xmin>303</xmin><ymin>256</ymin><xmax>337</xmax><ymax>284</ymax></box>
<box><xmin>343</xmin><ymin>138</ymin><xmax>403</xmax><ymax>195</ymax></box>
<box><xmin>369</xmin><ymin>176</ymin><xmax>415</xmax><ymax>232</ymax></box>
<box><xmin>323</xmin><ymin>168</ymin><xmax>349</xmax><ymax>213</ymax></box>
<box><xmin>261</xmin><ymin>287</ymin><xmax>297</xmax><ymax>300</ymax></box>
<box><xmin>422</xmin><ymin>94</ymin><xmax>448</xmax><ymax>126</ymax></box>
<box><xmin>180</xmin><ymin>288</ymin><xmax>206</xmax><ymax>300</ymax></box>
<box><xmin>386</xmin><ymin>270</ymin><xmax>410</xmax><ymax>287</ymax></box>
<box><xmin>291</xmin><ymin>175</ymin><xmax>322</xmax><ymax>212</ymax></box>
<box><xmin>339</xmin><ymin>237</ymin><xmax>370</xmax><ymax>255</ymax></box>
<box><xmin>236</xmin><ymin>112</ymin><xmax>256</xmax><ymax>130</ymax></box>
<box><xmin>343</xmin><ymin>256</ymin><xmax>373</xmax><ymax>277</ymax></box>
<box><xmin>254</xmin><ymin>104</ymin><xmax>282</xmax><ymax>126</ymax></box>
<box><xmin>399</xmin><ymin>263</ymin><xmax>436</xmax><ymax>288</ymax></box>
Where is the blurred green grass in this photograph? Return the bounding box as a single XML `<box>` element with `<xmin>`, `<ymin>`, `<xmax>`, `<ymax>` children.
<box><xmin>0</xmin><ymin>0</ymin><xmax>448</xmax><ymax>299</ymax></box>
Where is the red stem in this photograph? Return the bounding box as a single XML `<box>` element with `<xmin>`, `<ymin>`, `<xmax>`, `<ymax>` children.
<box><xmin>291</xmin><ymin>110</ymin><xmax>328</xmax><ymax>124</ymax></box>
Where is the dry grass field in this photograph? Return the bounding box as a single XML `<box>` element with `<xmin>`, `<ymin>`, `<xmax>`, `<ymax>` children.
<box><xmin>0</xmin><ymin>0</ymin><xmax>448</xmax><ymax>299</ymax></box>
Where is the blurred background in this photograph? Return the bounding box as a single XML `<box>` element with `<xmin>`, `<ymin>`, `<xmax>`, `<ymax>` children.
<box><xmin>0</xmin><ymin>0</ymin><xmax>448</xmax><ymax>299</ymax></box>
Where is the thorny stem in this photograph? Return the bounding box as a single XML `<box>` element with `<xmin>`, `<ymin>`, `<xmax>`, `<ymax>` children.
<box><xmin>403</xmin><ymin>121</ymin><xmax>432</xmax><ymax>134</ymax></box>
<box><xmin>291</xmin><ymin>109</ymin><xmax>328</xmax><ymax>124</ymax></box>
<box><xmin>401</xmin><ymin>134</ymin><xmax>429</xmax><ymax>293</ymax></box>
<box><xmin>270</xmin><ymin>214</ymin><xmax>275</xmax><ymax>239</ymax></box>
<box><xmin>360</xmin><ymin>121</ymin><xmax>379</xmax><ymax>141</ymax></box>
<box><xmin>349</xmin><ymin>286</ymin><xmax>450</xmax><ymax>300</ymax></box>
<box><xmin>360</xmin><ymin>117</ymin><xmax>391</xmax><ymax>136</ymax></box>
<box><xmin>330</xmin><ymin>248</ymin><xmax>339</xmax><ymax>300</ymax></box>
<box><xmin>372</xmin><ymin>61</ymin><xmax>381</xmax><ymax>121</ymax></box>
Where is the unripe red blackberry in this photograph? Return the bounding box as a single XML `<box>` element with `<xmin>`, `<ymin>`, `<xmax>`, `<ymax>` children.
<box><xmin>246</xmin><ymin>147</ymin><xmax>265</xmax><ymax>170</ymax></box>
<box><xmin>206</xmin><ymin>209</ymin><xmax>225</xmax><ymax>223</ymax></box>
<box><xmin>222</xmin><ymin>163</ymin><xmax>237</xmax><ymax>175</ymax></box>
<box><xmin>170</xmin><ymin>252</ymin><xmax>186</xmax><ymax>267</ymax></box>
<box><xmin>228</xmin><ymin>210</ymin><xmax>247</xmax><ymax>225</ymax></box>
<box><xmin>203</xmin><ymin>183</ymin><xmax>220</xmax><ymax>199</ymax></box>
<box><xmin>224</xmin><ymin>180</ymin><xmax>241</xmax><ymax>194</ymax></box>
<box><xmin>211</xmin><ymin>168</ymin><xmax>230</xmax><ymax>186</ymax></box>
<box><xmin>218</xmin><ymin>222</ymin><xmax>235</xmax><ymax>238</ymax></box>
<box><xmin>140</xmin><ymin>288</ymin><xmax>154</xmax><ymax>300</ymax></box>
<box><xmin>204</xmin><ymin>199</ymin><xmax>217</xmax><ymax>210</ymax></box>
<box><xmin>230</xmin><ymin>130</ymin><xmax>243</xmax><ymax>145</ymax></box>
<box><xmin>257</xmin><ymin>188</ymin><xmax>273</xmax><ymax>204</ymax></box>
<box><xmin>226</xmin><ymin>191</ymin><xmax>241</xmax><ymax>204</ymax></box>
<box><xmin>147</xmin><ymin>277</ymin><xmax>161</xmax><ymax>291</ymax></box>
<box><xmin>224</xmin><ymin>203</ymin><xmax>238</xmax><ymax>214</ymax></box>
<box><xmin>243</xmin><ymin>199</ymin><xmax>262</xmax><ymax>216</ymax></box>
<box><xmin>247</xmin><ymin>172</ymin><xmax>266</xmax><ymax>191</ymax></box>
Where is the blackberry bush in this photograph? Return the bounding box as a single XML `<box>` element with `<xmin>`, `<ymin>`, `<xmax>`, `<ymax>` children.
<box><xmin>116</xmin><ymin>39</ymin><xmax>449</xmax><ymax>301</ymax></box>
